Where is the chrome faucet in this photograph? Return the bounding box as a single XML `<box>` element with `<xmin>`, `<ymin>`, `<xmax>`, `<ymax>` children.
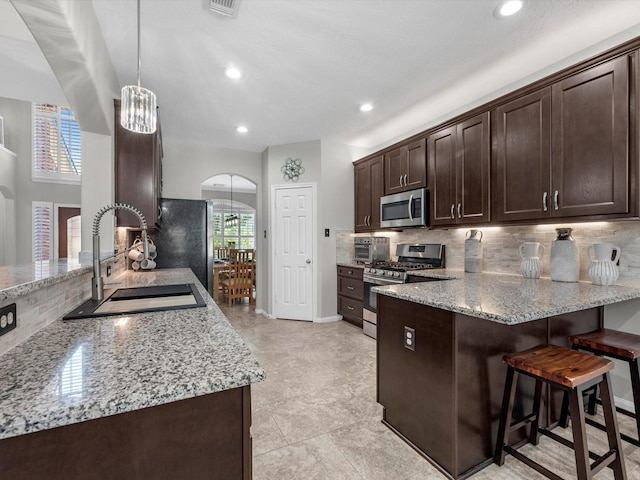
<box><xmin>92</xmin><ymin>203</ymin><xmax>149</xmax><ymax>301</ymax></box>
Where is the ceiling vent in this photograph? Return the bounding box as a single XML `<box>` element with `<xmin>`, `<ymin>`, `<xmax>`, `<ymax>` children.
<box><xmin>209</xmin><ymin>0</ymin><xmax>238</xmax><ymax>17</ymax></box>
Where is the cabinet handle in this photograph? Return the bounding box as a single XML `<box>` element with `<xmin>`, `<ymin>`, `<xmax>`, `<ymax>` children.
<box><xmin>553</xmin><ymin>190</ymin><xmax>559</xmax><ymax>210</ymax></box>
<box><xmin>347</xmin><ymin>306</ymin><xmax>355</xmax><ymax>311</ymax></box>
<box><xmin>347</xmin><ymin>285</ymin><xmax>355</xmax><ymax>290</ymax></box>
<box><xmin>367</xmin><ymin>215</ymin><xmax>371</xmax><ymax>226</ymax></box>
<box><xmin>543</xmin><ymin>192</ymin><xmax>548</xmax><ymax>212</ymax></box>
<box><xmin>457</xmin><ymin>203</ymin><xmax>462</xmax><ymax>219</ymax></box>
<box><xmin>403</xmin><ymin>174</ymin><xmax>408</xmax><ymax>186</ymax></box>
<box><xmin>348</xmin><ymin>270</ymin><xmax>353</xmax><ymax>274</ymax></box>
<box><xmin>450</xmin><ymin>204</ymin><xmax>455</xmax><ymax>219</ymax></box>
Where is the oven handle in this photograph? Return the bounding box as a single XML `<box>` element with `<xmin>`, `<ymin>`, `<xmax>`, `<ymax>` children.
<box><xmin>363</xmin><ymin>275</ymin><xmax>405</xmax><ymax>286</ymax></box>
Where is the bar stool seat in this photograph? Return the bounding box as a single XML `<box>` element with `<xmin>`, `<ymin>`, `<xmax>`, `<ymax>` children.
<box><xmin>561</xmin><ymin>329</ymin><xmax>640</xmax><ymax>447</ymax></box>
<box><xmin>495</xmin><ymin>344</ymin><xmax>626</xmax><ymax>480</ymax></box>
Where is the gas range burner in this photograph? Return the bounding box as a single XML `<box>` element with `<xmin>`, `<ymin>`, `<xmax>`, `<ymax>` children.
<box><xmin>367</xmin><ymin>261</ymin><xmax>437</xmax><ymax>272</ymax></box>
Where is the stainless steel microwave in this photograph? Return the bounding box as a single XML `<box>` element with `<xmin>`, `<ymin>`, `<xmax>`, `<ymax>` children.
<box><xmin>380</xmin><ymin>188</ymin><xmax>429</xmax><ymax>228</ymax></box>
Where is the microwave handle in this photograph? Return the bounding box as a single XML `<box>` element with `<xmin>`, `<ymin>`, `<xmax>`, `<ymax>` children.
<box><xmin>408</xmin><ymin>194</ymin><xmax>414</xmax><ymax>221</ymax></box>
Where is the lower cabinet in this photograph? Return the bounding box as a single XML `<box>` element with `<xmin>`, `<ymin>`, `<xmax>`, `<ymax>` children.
<box><xmin>0</xmin><ymin>386</ymin><xmax>253</xmax><ymax>480</ymax></box>
<box><xmin>337</xmin><ymin>266</ymin><xmax>364</xmax><ymax>327</ymax></box>
<box><xmin>377</xmin><ymin>295</ymin><xmax>600</xmax><ymax>479</ymax></box>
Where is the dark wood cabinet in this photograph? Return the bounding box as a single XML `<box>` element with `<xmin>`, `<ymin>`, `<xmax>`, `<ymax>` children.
<box><xmin>384</xmin><ymin>138</ymin><xmax>426</xmax><ymax>195</ymax></box>
<box><xmin>551</xmin><ymin>55</ymin><xmax>630</xmax><ymax>218</ymax></box>
<box><xmin>428</xmin><ymin>112</ymin><xmax>490</xmax><ymax>226</ymax></box>
<box><xmin>0</xmin><ymin>386</ymin><xmax>253</xmax><ymax>480</ymax></box>
<box><xmin>337</xmin><ymin>266</ymin><xmax>363</xmax><ymax>327</ymax></box>
<box><xmin>354</xmin><ymin>155</ymin><xmax>384</xmax><ymax>232</ymax></box>
<box><xmin>494</xmin><ymin>55</ymin><xmax>631</xmax><ymax>222</ymax></box>
<box><xmin>114</xmin><ymin>99</ymin><xmax>163</xmax><ymax>228</ymax></box>
<box><xmin>493</xmin><ymin>88</ymin><xmax>552</xmax><ymax>222</ymax></box>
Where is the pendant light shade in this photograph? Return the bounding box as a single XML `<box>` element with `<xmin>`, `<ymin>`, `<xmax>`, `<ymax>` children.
<box><xmin>225</xmin><ymin>174</ymin><xmax>239</xmax><ymax>227</ymax></box>
<box><xmin>120</xmin><ymin>0</ymin><xmax>157</xmax><ymax>134</ymax></box>
<box><xmin>120</xmin><ymin>85</ymin><xmax>156</xmax><ymax>134</ymax></box>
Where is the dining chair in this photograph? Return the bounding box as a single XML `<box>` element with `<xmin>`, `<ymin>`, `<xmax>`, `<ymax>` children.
<box><xmin>221</xmin><ymin>258</ymin><xmax>254</xmax><ymax>305</ymax></box>
<box><xmin>216</xmin><ymin>247</ymin><xmax>229</xmax><ymax>260</ymax></box>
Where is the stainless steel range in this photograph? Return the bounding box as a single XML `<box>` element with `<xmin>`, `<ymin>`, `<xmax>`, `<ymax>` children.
<box><xmin>362</xmin><ymin>244</ymin><xmax>445</xmax><ymax>338</ymax></box>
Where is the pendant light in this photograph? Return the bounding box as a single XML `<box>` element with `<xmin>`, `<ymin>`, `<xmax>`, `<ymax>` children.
<box><xmin>225</xmin><ymin>174</ymin><xmax>239</xmax><ymax>227</ymax></box>
<box><xmin>120</xmin><ymin>0</ymin><xmax>157</xmax><ymax>134</ymax></box>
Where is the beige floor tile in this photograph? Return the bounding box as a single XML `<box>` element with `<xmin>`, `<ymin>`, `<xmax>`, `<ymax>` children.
<box><xmin>252</xmin><ymin>434</ymin><xmax>365</xmax><ymax>480</ymax></box>
<box><xmin>252</xmin><ymin>408</ymin><xmax>289</xmax><ymax>456</ymax></box>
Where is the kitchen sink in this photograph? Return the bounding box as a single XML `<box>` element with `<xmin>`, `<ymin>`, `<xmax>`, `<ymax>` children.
<box><xmin>63</xmin><ymin>283</ymin><xmax>206</xmax><ymax>320</ymax></box>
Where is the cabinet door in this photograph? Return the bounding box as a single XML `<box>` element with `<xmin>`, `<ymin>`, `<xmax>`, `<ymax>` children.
<box><xmin>428</xmin><ymin>126</ymin><xmax>457</xmax><ymax>226</ymax></box>
<box><xmin>369</xmin><ymin>155</ymin><xmax>384</xmax><ymax>229</ymax></box>
<box><xmin>494</xmin><ymin>89</ymin><xmax>551</xmax><ymax>222</ymax></box>
<box><xmin>354</xmin><ymin>155</ymin><xmax>384</xmax><ymax>232</ymax></box>
<box><xmin>551</xmin><ymin>55</ymin><xmax>629</xmax><ymax>217</ymax></box>
<box><xmin>405</xmin><ymin>138</ymin><xmax>427</xmax><ymax>191</ymax></box>
<box><xmin>457</xmin><ymin>112</ymin><xmax>490</xmax><ymax>224</ymax></box>
<box><xmin>384</xmin><ymin>146</ymin><xmax>406</xmax><ymax>195</ymax></box>
<box><xmin>354</xmin><ymin>161</ymin><xmax>372</xmax><ymax>231</ymax></box>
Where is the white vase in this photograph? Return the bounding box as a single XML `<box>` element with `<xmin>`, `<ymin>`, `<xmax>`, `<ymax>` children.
<box><xmin>550</xmin><ymin>228</ymin><xmax>580</xmax><ymax>282</ymax></box>
<box><xmin>519</xmin><ymin>242</ymin><xmax>545</xmax><ymax>279</ymax></box>
<box><xmin>587</xmin><ymin>243</ymin><xmax>620</xmax><ymax>286</ymax></box>
<box><xmin>465</xmin><ymin>229</ymin><xmax>483</xmax><ymax>273</ymax></box>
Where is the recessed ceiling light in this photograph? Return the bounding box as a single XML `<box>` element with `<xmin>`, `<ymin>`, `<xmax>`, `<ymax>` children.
<box><xmin>236</xmin><ymin>126</ymin><xmax>248</xmax><ymax>133</ymax></box>
<box><xmin>225</xmin><ymin>67</ymin><xmax>242</xmax><ymax>79</ymax></box>
<box><xmin>496</xmin><ymin>0</ymin><xmax>523</xmax><ymax>17</ymax></box>
<box><xmin>360</xmin><ymin>103</ymin><xmax>373</xmax><ymax>112</ymax></box>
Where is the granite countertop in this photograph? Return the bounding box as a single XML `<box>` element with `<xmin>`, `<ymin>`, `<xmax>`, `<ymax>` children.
<box><xmin>0</xmin><ymin>268</ymin><xmax>265</xmax><ymax>441</ymax></box>
<box><xmin>373</xmin><ymin>271</ymin><xmax>640</xmax><ymax>325</ymax></box>
<box><xmin>0</xmin><ymin>259</ymin><xmax>94</xmax><ymax>303</ymax></box>
<box><xmin>337</xmin><ymin>262</ymin><xmax>365</xmax><ymax>269</ymax></box>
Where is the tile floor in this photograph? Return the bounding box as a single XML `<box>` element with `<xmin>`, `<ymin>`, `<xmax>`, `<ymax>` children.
<box><xmin>220</xmin><ymin>303</ymin><xmax>640</xmax><ymax>479</ymax></box>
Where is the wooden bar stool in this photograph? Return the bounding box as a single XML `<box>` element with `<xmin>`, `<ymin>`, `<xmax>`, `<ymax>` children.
<box><xmin>560</xmin><ymin>329</ymin><xmax>640</xmax><ymax>447</ymax></box>
<box><xmin>494</xmin><ymin>344</ymin><xmax>626</xmax><ymax>480</ymax></box>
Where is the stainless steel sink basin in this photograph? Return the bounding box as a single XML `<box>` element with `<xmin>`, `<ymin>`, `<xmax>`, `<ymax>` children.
<box><xmin>63</xmin><ymin>283</ymin><xmax>206</xmax><ymax>320</ymax></box>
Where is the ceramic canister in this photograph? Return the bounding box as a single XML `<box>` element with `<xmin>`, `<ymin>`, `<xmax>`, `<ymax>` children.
<box><xmin>519</xmin><ymin>242</ymin><xmax>545</xmax><ymax>279</ymax></box>
<box><xmin>550</xmin><ymin>228</ymin><xmax>579</xmax><ymax>282</ymax></box>
<box><xmin>587</xmin><ymin>243</ymin><xmax>621</xmax><ymax>286</ymax></box>
<box><xmin>465</xmin><ymin>229</ymin><xmax>483</xmax><ymax>273</ymax></box>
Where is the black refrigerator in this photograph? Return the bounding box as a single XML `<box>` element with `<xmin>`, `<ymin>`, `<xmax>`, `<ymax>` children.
<box><xmin>151</xmin><ymin>198</ymin><xmax>213</xmax><ymax>293</ymax></box>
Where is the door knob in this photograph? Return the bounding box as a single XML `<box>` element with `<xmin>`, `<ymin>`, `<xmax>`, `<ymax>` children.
<box><xmin>306</xmin><ymin>259</ymin><xmax>311</xmax><ymax>264</ymax></box>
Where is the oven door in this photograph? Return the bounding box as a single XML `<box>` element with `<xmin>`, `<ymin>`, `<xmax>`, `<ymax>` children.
<box><xmin>363</xmin><ymin>273</ymin><xmax>404</xmax><ymax>338</ymax></box>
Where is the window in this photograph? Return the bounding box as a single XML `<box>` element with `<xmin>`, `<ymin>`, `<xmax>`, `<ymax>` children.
<box><xmin>209</xmin><ymin>200</ymin><xmax>255</xmax><ymax>257</ymax></box>
<box><xmin>32</xmin><ymin>103</ymin><xmax>81</xmax><ymax>183</ymax></box>
<box><xmin>33</xmin><ymin>201</ymin><xmax>53</xmax><ymax>261</ymax></box>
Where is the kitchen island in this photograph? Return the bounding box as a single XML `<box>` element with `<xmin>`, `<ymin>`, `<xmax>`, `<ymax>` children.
<box><xmin>373</xmin><ymin>273</ymin><xmax>640</xmax><ymax>479</ymax></box>
<box><xmin>0</xmin><ymin>268</ymin><xmax>264</xmax><ymax>480</ymax></box>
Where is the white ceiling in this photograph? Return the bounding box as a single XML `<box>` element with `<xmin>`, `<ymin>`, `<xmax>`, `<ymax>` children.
<box><xmin>4</xmin><ymin>1</ymin><xmax>640</xmax><ymax>154</ymax></box>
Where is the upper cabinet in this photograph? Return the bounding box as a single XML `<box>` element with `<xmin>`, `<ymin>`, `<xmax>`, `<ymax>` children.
<box><xmin>428</xmin><ymin>112</ymin><xmax>490</xmax><ymax>226</ymax></box>
<box><xmin>114</xmin><ymin>99</ymin><xmax>163</xmax><ymax>228</ymax></box>
<box><xmin>551</xmin><ymin>55</ymin><xmax>629</xmax><ymax>218</ymax></box>
<box><xmin>494</xmin><ymin>55</ymin><xmax>631</xmax><ymax>222</ymax></box>
<box><xmin>384</xmin><ymin>138</ymin><xmax>426</xmax><ymax>195</ymax></box>
<box><xmin>354</xmin><ymin>155</ymin><xmax>384</xmax><ymax>232</ymax></box>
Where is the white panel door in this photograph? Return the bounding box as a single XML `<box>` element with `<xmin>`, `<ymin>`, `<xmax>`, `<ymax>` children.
<box><xmin>274</xmin><ymin>186</ymin><xmax>314</xmax><ymax>321</ymax></box>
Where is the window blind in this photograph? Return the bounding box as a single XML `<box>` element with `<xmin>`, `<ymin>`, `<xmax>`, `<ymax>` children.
<box><xmin>33</xmin><ymin>202</ymin><xmax>53</xmax><ymax>262</ymax></box>
<box><xmin>33</xmin><ymin>103</ymin><xmax>81</xmax><ymax>180</ymax></box>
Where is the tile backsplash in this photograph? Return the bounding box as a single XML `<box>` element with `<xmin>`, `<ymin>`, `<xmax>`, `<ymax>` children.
<box><xmin>337</xmin><ymin>220</ymin><xmax>640</xmax><ymax>284</ymax></box>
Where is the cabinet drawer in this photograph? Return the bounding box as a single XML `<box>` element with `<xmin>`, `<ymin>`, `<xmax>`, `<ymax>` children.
<box><xmin>337</xmin><ymin>266</ymin><xmax>363</xmax><ymax>280</ymax></box>
<box><xmin>338</xmin><ymin>295</ymin><xmax>363</xmax><ymax>321</ymax></box>
<box><xmin>338</xmin><ymin>276</ymin><xmax>364</xmax><ymax>300</ymax></box>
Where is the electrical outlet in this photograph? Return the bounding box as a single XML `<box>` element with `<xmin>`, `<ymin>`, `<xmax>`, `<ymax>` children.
<box><xmin>106</xmin><ymin>265</ymin><xmax>112</xmax><ymax>277</ymax></box>
<box><xmin>404</xmin><ymin>326</ymin><xmax>415</xmax><ymax>351</ymax></box>
<box><xmin>325</xmin><ymin>228</ymin><xmax>330</xmax><ymax>237</ymax></box>
<box><xmin>0</xmin><ymin>303</ymin><xmax>17</xmax><ymax>337</ymax></box>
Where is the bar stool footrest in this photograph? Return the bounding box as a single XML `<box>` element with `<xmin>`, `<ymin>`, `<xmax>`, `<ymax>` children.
<box><xmin>584</xmin><ymin>416</ymin><xmax>640</xmax><ymax>447</ymax></box>
<box><xmin>504</xmin><ymin>445</ymin><xmax>565</xmax><ymax>480</ymax></box>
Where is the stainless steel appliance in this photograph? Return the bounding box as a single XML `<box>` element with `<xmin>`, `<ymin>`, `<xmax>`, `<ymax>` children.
<box><xmin>362</xmin><ymin>243</ymin><xmax>445</xmax><ymax>338</ymax></box>
<box><xmin>380</xmin><ymin>188</ymin><xmax>429</xmax><ymax>229</ymax></box>
<box><xmin>354</xmin><ymin>236</ymin><xmax>390</xmax><ymax>264</ymax></box>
